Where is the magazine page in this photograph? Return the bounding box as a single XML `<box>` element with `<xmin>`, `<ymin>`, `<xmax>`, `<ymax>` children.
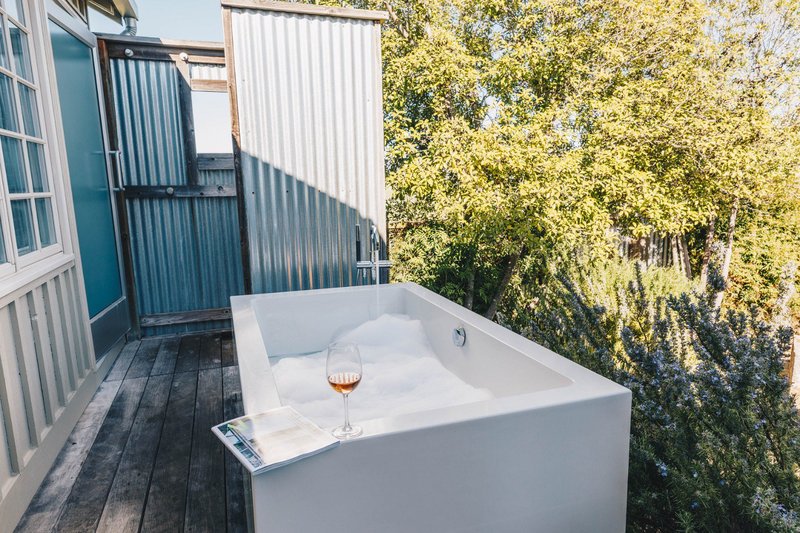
<box><xmin>213</xmin><ymin>406</ymin><xmax>339</xmax><ymax>474</ymax></box>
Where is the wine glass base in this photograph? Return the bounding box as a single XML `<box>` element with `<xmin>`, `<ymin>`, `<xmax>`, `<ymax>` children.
<box><xmin>332</xmin><ymin>425</ymin><xmax>363</xmax><ymax>439</ymax></box>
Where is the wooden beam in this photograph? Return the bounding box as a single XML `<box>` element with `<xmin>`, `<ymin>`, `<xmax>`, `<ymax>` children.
<box><xmin>139</xmin><ymin>308</ymin><xmax>232</xmax><ymax>328</ymax></box>
<box><xmin>190</xmin><ymin>78</ymin><xmax>227</xmax><ymax>93</ymax></box>
<box><xmin>96</xmin><ymin>33</ymin><xmax>225</xmax><ymax>53</ymax></box>
<box><xmin>197</xmin><ymin>153</ymin><xmax>234</xmax><ymax>171</ymax></box>
<box><xmin>102</xmin><ymin>44</ymin><xmax>225</xmax><ymax>63</ymax></box>
<box><xmin>221</xmin><ymin>0</ymin><xmax>389</xmax><ymax>21</ymax></box>
<box><xmin>98</xmin><ymin>39</ymin><xmax>141</xmax><ymax>339</ymax></box>
<box><xmin>187</xmin><ymin>55</ymin><xmax>227</xmax><ymax>66</ymax></box>
<box><xmin>123</xmin><ymin>184</ymin><xmax>237</xmax><ymax>198</ymax></box>
<box><xmin>175</xmin><ymin>58</ymin><xmax>200</xmax><ymax>186</ymax></box>
<box><xmin>222</xmin><ymin>6</ymin><xmax>253</xmax><ymax>295</ymax></box>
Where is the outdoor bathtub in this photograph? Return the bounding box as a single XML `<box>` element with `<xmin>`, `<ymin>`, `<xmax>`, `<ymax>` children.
<box><xmin>231</xmin><ymin>282</ymin><xmax>631</xmax><ymax>533</ymax></box>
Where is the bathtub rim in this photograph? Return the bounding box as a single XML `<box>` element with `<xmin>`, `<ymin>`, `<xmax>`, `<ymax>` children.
<box><xmin>231</xmin><ymin>282</ymin><xmax>630</xmax><ymax>441</ymax></box>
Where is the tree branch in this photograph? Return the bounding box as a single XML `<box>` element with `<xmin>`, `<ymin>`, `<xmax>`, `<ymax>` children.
<box><xmin>700</xmin><ymin>215</ymin><xmax>716</xmax><ymax>288</ymax></box>
<box><xmin>383</xmin><ymin>1</ymin><xmax>409</xmax><ymax>39</ymax></box>
<box><xmin>484</xmin><ymin>249</ymin><xmax>522</xmax><ymax>320</ymax></box>
<box><xmin>713</xmin><ymin>198</ymin><xmax>740</xmax><ymax>310</ymax></box>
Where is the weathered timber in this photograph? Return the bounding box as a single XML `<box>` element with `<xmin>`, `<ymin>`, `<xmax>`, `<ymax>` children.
<box><xmin>96</xmin><ymin>375</ymin><xmax>172</xmax><ymax>533</ymax></box>
<box><xmin>222</xmin><ymin>366</ymin><xmax>248</xmax><ymax>533</ymax></box>
<box><xmin>175</xmin><ymin>335</ymin><xmax>202</xmax><ymax>373</ymax></box>
<box><xmin>184</xmin><ymin>368</ymin><xmax>226</xmax><ymax>532</ymax></box>
<box><xmin>53</xmin><ymin>377</ymin><xmax>148</xmax><ymax>532</ymax></box>
<box><xmin>124</xmin><ymin>338</ymin><xmax>161</xmax><ymax>379</ymax></box>
<box><xmin>140</xmin><ymin>371</ymin><xmax>198</xmax><ymax>532</ymax></box>
<box><xmin>199</xmin><ymin>334</ymin><xmax>222</xmax><ymax>369</ymax></box>
<box><xmin>14</xmin><ymin>381</ymin><xmax>123</xmax><ymax>533</ymax></box>
<box><xmin>104</xmin><ymin>340</ymin><xmax>140</xmax><ymax>382</ymax></box>
<box><xmin>150</xmin><ymin>336</ymin><xmax>181</xmax><ymax>376</ymax></box>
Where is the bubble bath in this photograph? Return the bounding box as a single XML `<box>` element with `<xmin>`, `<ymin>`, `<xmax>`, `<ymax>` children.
<box><xmin>270</xmin><ymin>314</ymin><xmax>494</xmax><ymax>429</ymax></box>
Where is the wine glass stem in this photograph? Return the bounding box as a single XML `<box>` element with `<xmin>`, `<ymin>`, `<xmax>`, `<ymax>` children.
<box><xmin>342</xmin><ymin>393</ymin><xmax>352</xmax><ymax>431</ymax></box>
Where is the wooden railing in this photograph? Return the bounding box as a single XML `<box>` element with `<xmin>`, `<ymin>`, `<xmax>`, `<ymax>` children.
<box><xmin>0</xmin><ymin>262</ymin><xmax>98</xmax><ymax>533</ymax></box>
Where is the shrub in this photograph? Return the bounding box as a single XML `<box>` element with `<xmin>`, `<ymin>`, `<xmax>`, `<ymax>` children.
<box><xmin>525</xmin><ymin>264</ymin><xmax>800</xmax><ymax>532</ymax></box>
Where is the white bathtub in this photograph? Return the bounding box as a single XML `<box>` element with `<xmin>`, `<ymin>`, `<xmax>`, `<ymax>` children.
<box><xmin>231</xmin><ymin>282</ymin><xmax>631</xmax><ymax>533</ymax></box>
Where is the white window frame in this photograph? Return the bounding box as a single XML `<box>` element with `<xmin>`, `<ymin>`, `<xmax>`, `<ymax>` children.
<box><xmin>0</xmin><ymin>0</ymin><xmax>64</xmax><ymax>281</ymax></box>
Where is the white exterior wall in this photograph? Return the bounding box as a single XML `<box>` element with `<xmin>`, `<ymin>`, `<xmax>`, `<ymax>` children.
<box><xmin>0</xmin><ymin>1</ymin><xmax>114</xmax><ymax>530</ymax></box>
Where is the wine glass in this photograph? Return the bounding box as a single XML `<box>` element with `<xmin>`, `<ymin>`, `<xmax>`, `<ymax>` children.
<box><xmin>326</xmin><ymin>342</ymin><xmax>363</xmax><ymax>439</ymax></box>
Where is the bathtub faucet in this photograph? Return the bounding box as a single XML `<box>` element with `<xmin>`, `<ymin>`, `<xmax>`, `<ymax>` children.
<box><xmin>356</xmin><ymin>223</ymin><xmax>391</xmax><ymax>284</ymax></box>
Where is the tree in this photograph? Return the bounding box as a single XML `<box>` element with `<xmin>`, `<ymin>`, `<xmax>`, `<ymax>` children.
<box><xmin>336</xmin><ymin>0</ymin><xmax>800</xmax><ymax>322</ymax></box>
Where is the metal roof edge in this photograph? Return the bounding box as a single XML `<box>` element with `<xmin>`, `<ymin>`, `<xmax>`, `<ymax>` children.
<box><xmin>94</xmin><ymin>33</ymin><xmax>225</xmax><ymax>52</ymax></box>
<box><xmin>220</xmin><ymin>0</ymin><xmax>389</xmax><ymax>22</ymax></box>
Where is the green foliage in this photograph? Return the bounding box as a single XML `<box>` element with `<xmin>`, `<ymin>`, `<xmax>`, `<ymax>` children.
<box><xmin>313</xmin><ymin>1</ymin><xmax>800</xmax><ymax>526</ymax></box>
<box><xmin>526</xmin><ymin>266</ymin><xmax>800</xmax><ymax>531</ymax></box>
<box><xmin>357</xmin><ymin>0</ymin><xmax>800</xmax><ymax>320</ymax></box>
<box><xmin>728</xmin><ymin>205</ymin><xmax>800</xmax><ymax>320</ymax></box>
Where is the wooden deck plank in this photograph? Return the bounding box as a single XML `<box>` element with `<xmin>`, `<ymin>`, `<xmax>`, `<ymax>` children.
<box><xmin>54</xmin><ymin>377</ymin><xmax>149</xmax><ymax>532</ymax></box>
<box><xmin>175</xmin><ymin>335</ymin><xmax>201</xmax><ymax>373</ymax></box>
<box><xmin>96</xmin><ymin>374</ymin><xmax>172</xmax><ymax>533</ymax></box>
<box><xmin>184</xmin><ymin>368</ymin><xmax>226</xmax><ymax>532</ymax></box>
<box><xmin>104</xmin><ymin>340</ymin><xmax>140</xmax><ymax>382</ymax></box>
<box><xmin>221</xmin><ymin>335</ymin><xmax>236</xmax><ymax>367</ymax></box>
<box><xmin>150</xmin><ymin>336</ymin><xmax>181</xmax><ymax>376</ymax></box>
<box><xmin>199</xmin><ymin>333</ymin><xmax>222</xmax><ymax>369</ymax></box>
<box><xmin>17</xmin><ymin>332</ymin><xmax>250</xmax><ymax>533</ymax></box>
<box><xmin>140</xmin><ymin>371</ymin><xmax>198</xmax><ymax>533</ymax></box>
<box><xmin>15</xmin><ymin>380</ymin><xmax>123</xmax><ymax>533</ymax></box>
<box><xmin>124</xmin><ymin>338</ymin><xmax>162</xmax><ymax>379</ymax></box>
<box><xmin>222</xmin><ymin>366</ymin><xmax>248</xmax><ymax>533</ymax></box>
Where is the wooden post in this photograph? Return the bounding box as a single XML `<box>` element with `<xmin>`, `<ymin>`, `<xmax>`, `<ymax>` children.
<box><xmin>222</xmin><ymin>6</ymin><xmax>253</xmax><ymax>295</ymax></box>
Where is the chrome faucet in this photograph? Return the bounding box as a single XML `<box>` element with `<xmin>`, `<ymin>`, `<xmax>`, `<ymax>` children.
<box><xmin>356</xmin><ymin>223</ymin><xmax>391</xmax><ymax>283</ymax></box>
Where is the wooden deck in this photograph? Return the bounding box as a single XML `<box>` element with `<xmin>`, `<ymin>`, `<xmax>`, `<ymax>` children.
<box><xmin>15</xmin><ymin>333</ymin><xmax>250</xmax><ymax>533</ymax></box>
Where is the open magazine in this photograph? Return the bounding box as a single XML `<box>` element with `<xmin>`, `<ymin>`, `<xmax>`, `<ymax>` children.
<box><xmin>212</xmin><ymin>406</ymin><xmax>340</xmax><ymax>474</ymax></box>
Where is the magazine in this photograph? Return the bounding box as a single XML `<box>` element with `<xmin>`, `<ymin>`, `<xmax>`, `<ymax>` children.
<box><xmin>212</xmin><ymin>406</ymin><xmax>340</xmax><ymax>474</ymax></box>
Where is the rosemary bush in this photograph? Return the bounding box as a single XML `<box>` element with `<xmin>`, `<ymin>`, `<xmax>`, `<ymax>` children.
<box><xmin>526</xmin><ymin>266</ymin><xmax>800</xmax><ymax>532</ymax></box>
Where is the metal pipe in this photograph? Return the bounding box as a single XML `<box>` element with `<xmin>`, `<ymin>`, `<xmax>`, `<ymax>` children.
<box><xmin>120</xmin><ymin>16</ymin><xmax>138</xmax><ymax>36</ymax></box>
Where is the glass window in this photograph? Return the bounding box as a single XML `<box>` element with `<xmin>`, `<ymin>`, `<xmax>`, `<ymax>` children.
<box><xmin>11</xmin><ymin>198</ymin><xmax>35</xmax><ymax>255</ymax></box>
<box><xmin>2</xmin><ymin>135</ymin><xmax>25</xmax><ymax>192</ymax></box>
<box><xmin>27</xmin><ymin>141</ymin><xmax>45</xmax><ymax>191</ymax></box>
<box><xmin>0</xmin><ymin>18</ymin><xmax>9</xmax><ymax>71</ymax></box>
<box><xmin>4</xmin><ymin>0</ymin><xmax>24</xmax><ymax>26</ymax></box>
<box><xmin>0</xmin><ymin>73</ymin><xmax>18</xmax><ymax>131</ymax></box>
<box><xmin>9</xmin><ymin>21</ymin><xmax>31</xmax><ymax>82</ymax></box>
<box><xmin>35</xmin><ymin>198</ymin><xmax>54</xmax><ymax>246</ymax></box>
<box><xmin>18</xmin><ymin>82</ymin><xmax>38</xmax><ymax>136</ymax></box>
<box><xmin>0</xmin><ymin>1</ymin><xmax>61</xmax><ymax>273</ymax></box>
<box><xmin>0</xmin><ymin>216</ymin><xmax>6</xmax><ymax>263</ymax></box>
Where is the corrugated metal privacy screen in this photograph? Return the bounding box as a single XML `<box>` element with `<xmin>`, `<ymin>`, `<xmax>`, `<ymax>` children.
<box><xmin>226</xmin><ymin>4</ymin><xmax>387</xmax><ymax>294</ymax></box>
<box><xmin>110</xmin><ymin>56</ymin><xmax>245</xmax><ymax>335</ymax></box>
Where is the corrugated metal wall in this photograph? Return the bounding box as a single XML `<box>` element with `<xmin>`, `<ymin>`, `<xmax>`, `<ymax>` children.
<box><xmin>110</xmin><ymin>58</ymin><xmax>244</xmax><ymax>335</ymax></box>
<box><xmin>228</xmin><ymin>7</ymin><xmax>387</xmax><ymax>294</ymax></box>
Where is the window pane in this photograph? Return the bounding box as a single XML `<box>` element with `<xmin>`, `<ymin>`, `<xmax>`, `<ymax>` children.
<box><xmin>0</xmin><ymin>18</ymin><xmax>9</xmax><ymax>71</ymax></box>
<box><xmin>0</xmin><ymin>216</ymin><xmax>6</xmax><ymax>263</ymax></box>
<box><xmin>27</xmin><ymin>141</ymin><xmax>46</xmax><ymax>191</ymax></box>
<box><xmin>2</xmin><ymin>135</ymin><xmax>25</xmax><ymax>192</ymax></box>
<box><xmin>9</xmin><ymin>22</ymin><xmax>31</xmax><ymax>82</ymax></box>
<box><xmin>18</xmin><ymin>83</ymin><xmax>39</xmax><ymax>137</ymax></box>
<box><xmin>0</xmin><ymin>73</ymin><xmax>18</xmax><ymax>131</ymax></box>
<box><xmin>11</xmin><ymin>198</ymin><xmax>35</xmax><ymax>255</ymax></box>
<box><xmin>4</xmin><ymin>0</ymin><xmax>26</xmax><ymax>27</ymax></box>
<box><xmin>35</xmin><ymin>197</ymin><xmax>55</xmax><ymax>246</ymax></box>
